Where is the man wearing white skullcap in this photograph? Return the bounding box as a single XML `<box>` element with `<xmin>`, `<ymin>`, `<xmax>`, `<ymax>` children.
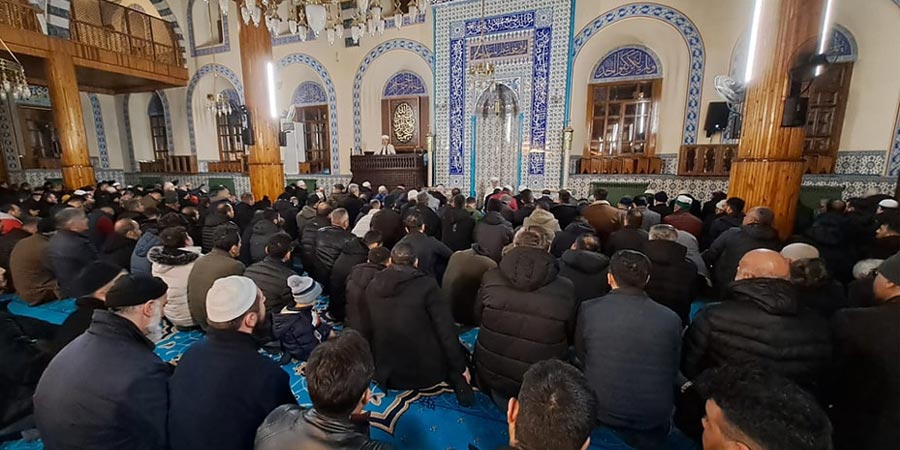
<box><xmin>877</xmin><ymin>198</ymin><xmax>898</xmax><ymax>215</ymax></box>
<box><xmin>378</xmin><ymin>135</ymin><xmax>396</xmax><ymax>155</ymax></box>
<box><xmin>662</xmin><ymin>194</ymin><xmax>703</xmax><ymax>239</ymax></box>
<box><xmin>168</xmin><ymin>276</ymin><xmax>297</xmax><ymax>450</ymax></box>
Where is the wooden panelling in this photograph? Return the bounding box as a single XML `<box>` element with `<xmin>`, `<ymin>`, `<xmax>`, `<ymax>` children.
<box><xmin>350</xmin><ymin>155</ymin><xmax>426</xmax><ymax>190</ymax></box>
<box><xmin>728</xmin><ymin>0</ymin><xmax>823</xmax><ymax>239</ymax></box>
<box><xmin>678</xmin><ymin>144</ymin><xmax>738</xmax><ymax>177</ymax></box>
<box><xmin>238</xmin><ymin>19</ymin><xmax>283</xmax><ymax>200</ymax></box>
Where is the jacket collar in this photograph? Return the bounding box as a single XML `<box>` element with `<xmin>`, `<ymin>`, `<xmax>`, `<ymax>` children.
<box><xmin>206</xmin><ymin>328</ymin><xmax>260</xmax><ymax>352</ymax></box>
<box><xmin>209</xmin><ymin>247</ymin><xmax>234</xmax><ymax>259</ymax></box>
<box><xmin>591</xmin><ymin>200</ymin><xmax>611</xmax><ymax>206</ymax></box>
<box><xmin>608</xmin><ymin>286</ymin><xmax>647</xmax><ymax>297</ymax></box>
<box><xmin>88</xmin><ymin>310</ymin><xmax>155</xmax><ymax>350</ymax></box>
<box><xmin>303</xmin><ymin>408</ymin><xmax>370</xmax><ymax>436</ymax></box>
<box><xmin>76</xmin><ymin>296</ymin><xmax>106</xmax><ymax>310</ymax></box>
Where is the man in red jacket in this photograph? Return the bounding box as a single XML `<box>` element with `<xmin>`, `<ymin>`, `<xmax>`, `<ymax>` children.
<box><xmin>663</xmin><ymin>195</ymin><xmax>702</xmax><ymax>240</ymax></box>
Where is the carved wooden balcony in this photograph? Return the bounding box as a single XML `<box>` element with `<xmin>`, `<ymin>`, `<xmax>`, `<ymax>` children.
<box><xmin>139</xmin><ymin>155</ymin><xmax>198</xmax><ymax>174</ymax></box>
<box><xmin>208</xmin><ymin>159</ymin><xmax>248</xmax><ymax>174</ymax></box>
<box><xmin>576</xmin><ymin>155</ymin><xmax>662</xmax><ymax>175</ymax></box>
<box><xmin>677</xmin><ymin>144</ymin><xmax>737</xmax><ymax>177</ymax></box>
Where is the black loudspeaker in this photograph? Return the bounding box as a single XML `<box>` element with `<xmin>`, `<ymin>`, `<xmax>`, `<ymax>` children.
<box><xmin>705</xmin><ymin>102</ymin><xmax>730</xmax><ymax>137</ymax></box>
<box><xmin>782</xmin><ymin>96</ymin><xmax>809</xmax><ymax>128</ymax></box>
<box><xmin>278</xmin><ymin>131</ymin><xmax>287</xmax><ymax>147</ymax></box>
<box><xmin>240</xmin><ymin>106</ymin><xmax>255</xmax><ymax>146</ymax></box>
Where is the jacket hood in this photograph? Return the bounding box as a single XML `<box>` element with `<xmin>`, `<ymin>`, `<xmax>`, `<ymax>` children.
<box><xmin>471</xmin><ymin>243</ymin><xmax>492</xmax><ymax>258</ymax></box>
<box><xmin>147</xmin><ymin>246</ymin><xmax>200</xmax><ymax>267</ymax></box>
<box><xmin>742</xmin><ymin>223</ymin><xmax>779</xmax><ymax>241</ymax></box>
<box><xmin>499</xmin><ymin>247</ymin><xmax>559</xmax><ymax>291</ymax></box>
<box><xmin>483</xmin><ymin>211</ymin><xmax>511</xmax><ymax>227</ymax></box>
<box><xmin>204</xmin><ymin>213</ymin><xmax>230</xmax><ymax>227</ymax></box>
<box><xmin>728</xmin><ymin>278</ymin><xmax>799</xmax><ymax>315</ymax></box>
<box><xmin>561</xmin><ymin>249</ymin><xmax>609</xmax><ymax>274</ymax></box>
<box><xmin>299</xmin><ymin>205</ymin><xmax>316</xmax><ymax>220</ymax></box>
<box><xmin>368</xmin><ymin>265</ymin><xmax>428</xmax><ymax>297</ymax></box>
<box><xmin>133</xmin><ymin>229</ymin><xmax>161</xmax><ymax>258</ymax></box>
<box><xmin>564</xmin><ymin>221</ymin><xmax>594</xmax><ymax>234</ymax></box>
<box><xmin>0</xmin><ymin>212</ymin><xmax>19</xmax><ymax>222</ymax></box>
<box><xmin>252</xmin><ymin>219</ymin><xmax>281</xmax><ymax>235</ymax></box>
<box><xmin>525</xmin><ymin>208</ymin><xmax>559</xmax><ymax>227</ymax></box>
<box><xmin>644</xmin><ymin>239</ymin><xmax>688</xmax><ymax>265</ymax></box>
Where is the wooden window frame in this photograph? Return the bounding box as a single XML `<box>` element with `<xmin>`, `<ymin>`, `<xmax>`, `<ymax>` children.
<box><xmin>149</xmin><ymin>113</ymin><xmax>169</xmax><ymax>160</ymax></box>
<box><xmin>583</xmin><ymin>79</ymin><xmax>662</xmax><ymax>158</ymax></box>
<box><xmin>295</xmin><ymin>104</ymin><xmax>330</xmax><ymax>174</ymax></box>
<box><xmin>216</xmin><ymin>108</ymin><xmax>245</xmax><ymax>162</ymax></box>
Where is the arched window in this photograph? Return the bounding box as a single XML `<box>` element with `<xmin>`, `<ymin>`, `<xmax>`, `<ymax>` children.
<box><xmin>381</xmin><ymin>71</ymin><xmax>429</xmax><ymax>153</ymax></box>
<box><xmin>216</xmin><ymin>89</ymin><xmax>244</xmax><ymax>162</ymax></box>
<box><xmin>291</xmin><ymin>81</ymin><xmax>329</xmax><ymax>174</ymax></box>
<box><xmin>585</xmin><ymin>46</ymin><xmax>663</xmax><ymax>158</ymax></box>
<box><xmin>148</xmin><ymin>92</ymin><xmax>169</xmax><ymax>160</ymax></box>
<box><xmin>190</xmin><ymin>0</ymin><xmax>224</xmax><ymax>50</ymax></box>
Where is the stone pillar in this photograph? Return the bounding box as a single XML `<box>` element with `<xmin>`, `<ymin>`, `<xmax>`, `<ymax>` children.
<box><xmin>45</xmin><ymin>52</ymin><xmax>95</xmax><ymax>189</ymax></box>
<box><xmin>727</xmin><ymin>0</ymin><xmax>824</xmax><ymax>238</ymax></box>
<box><xmin>238</xmin><ymin>19</ymin><xmax>284</xmax><ymax>200</ymax></box>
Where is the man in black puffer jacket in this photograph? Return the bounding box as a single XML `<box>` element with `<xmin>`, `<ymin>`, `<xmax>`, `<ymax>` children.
<box><xmin>474</xmin><ymin>199</ymin><xmax>514</xmax><ymax>263</ymax></box>
<box><xmin>244</xmin><ymin>234</ymin><xmax>298</xmax><ymax>316</ymax></box>
<box><xmin>683</xmin><ymin>249</ymin><xmax>832</xmax><ymax>393</ymax></box>
<box><xmin>703</xmin><ymin>206</ymin><xmax>781</xmax><ymax>292</ymax></box>
<box><xmin>329</xmin><ymin>230</ymin><xmax>383</xmax><ymax>322</ymax></box>
<box><xmin>645</xmin><ymin>224</ymin><xmax>699</xmax><ymax>325</ymax></box>
<box><xmin>705</xmin><ymin>197</ymin><xmax>745</xmax><ymax>249</ymax></box>
<box><xmin>396</xmin><ymin>213</ymin><xmax>452</xmax><ymax>282</ymax></box>
<box><xmin>247</xmin><ymin>208</ymin><xmax>285</xmax><ymax>264</ymax></box>
<box><xmin>299</xmin><ymin>202</ymin><xmax>332</xmax><ymax>282</ymax></box>
<box><xmin>550</xmin><ymin>218</ymin><xmax>595</xmax><ymax>258</ymax></box>
<box><xmin>345</xmin><ymin>247</ymin><xmax>390</xmax><ymax>341</ymax></box>
<box><xmin>558</xmin><ymin>233</ymin><xmax>609</xmax><ymax>304</ymax></box>
<box><xmin>475</xmin><ymin>227</ymin><xmax>576</xmax><ymax>402</ymax></box>
<box><xmin>441</xmin><ymin>194</ymin><xmax>475</xmax><ymax>252</ymax></box>
<box><xmin>315</xmin><ymin>208</ymin><xmax>356</xmax><ymax>292</ymax></box>
<box><xmin>201</xmin><ymin>202</ymin><xmax>238</xmax><ymax>254</ymax></box>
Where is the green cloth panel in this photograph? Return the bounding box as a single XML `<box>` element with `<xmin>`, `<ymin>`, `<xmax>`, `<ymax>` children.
<box><xmin>589</xmin><ymin>181</ymin><xmax>651</xmax><ymax>204</ymax></box>
<box><xmin>207</xmin><ymin>177</ymin><xmax>236</xmax><ymax>194</ymax></box>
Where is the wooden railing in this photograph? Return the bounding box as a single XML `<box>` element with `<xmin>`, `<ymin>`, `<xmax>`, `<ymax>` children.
<box><xmin>208</xmin><ymin>159</ymin><xmax>248</xmax><ymax>174</ymax></box>
<box><xmin>139</xmin><ymin>155</ymin><xmax>198</xmax><ymax>174</ymax></box>
<box><xmin>677</xmin><ymin>144</ymin><xmax>737</xmax><ymax>177</ymax></box>
<box><xmin>803</xmin><ymin>154</ymin><xmax>835</xmax><ymax>174</ymax></box>
<box><xmin>69</xmin><ymin>0</ymin><xmax>183</xmax><ymax>67</ymax></box>
<box><xmin>575</xmin><ymin>155</ymin><xmax>662</xmax><ymax>175</ymax></box>
<box><xmin>0</xmin><ymin>0</ymin><xmax>39</xmax><ymax>32</ymax></box>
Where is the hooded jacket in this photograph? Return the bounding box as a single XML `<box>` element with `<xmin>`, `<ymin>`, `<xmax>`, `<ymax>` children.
<box><xmin>131</xmin><ymin>228</ymin><xmax>161</xmax><ymax>275</ymax></box>
<box><xmin>474</xmin><ymin>212</ymin><xmax>514</xmax><ymax>263</ymax></box>
<box><xmin>558</xmin><ymin>249</ymin><xmax>610</xmax><ymax>303</ymax></box>
<box><xmin>522</xmin><ymin>208</ymin><xmax>561</xmax><ymax>234</ymax></box>
<box><xmin>149</xmin><ymin>246</ymin><xmax>201</xmax><ymax>327</ymax></box>
<box><xmin>366</xmin><ymin>265</ymin><xmax>467</xmax><ymax>390</ymax></box>
<box><xmin>249</xmin><ymin>220</ymin><xmax>285</xmax><ymax>264</ymax></box>
<box><xmin>441</xmin><ymin>207</ymin><xmax>476</xmax><ymax>252</ymax></box>
<box><xmin>295</xmin><ymin>206</ymin><xmax>317</xmax><ymax>242</ymax></box>
<box><xmin>9</xmin><ymin>233</ymin><xmax>59</xmax><ymax>305</ymax></box>
<box><xmin>345</xmin><ymin>262</ymin><xmax>386</xmax><ymax>341</ymax></box>
<box><xmin>475</xmin><ymin>246</ymin><xmax>576</xmax><ymax>397</ymax></box>
<box><xmin>703</xmin><ymin>224</ymin><xmax>781</xmax><ymax>290</ymax></box>
<box><xmin>682</xmin><ymin>278</ymin><xmax>832</xmax><ymax>390</ymax></box>
<box><xmin>315</xmin><ymin>226</ymin><xmax>356</xmax><ymax>288</ymax></box>
<box><xmin>441</xmin><ymin>245</ymin><xmax>498</xmax><ymax>326</ymax></box>
<box><xmin>644</xmin><ymin>239</ymin><xmax>699</xmax><ymax>325</ymax></box>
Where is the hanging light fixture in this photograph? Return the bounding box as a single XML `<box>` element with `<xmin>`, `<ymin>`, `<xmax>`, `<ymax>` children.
<box><xmin>467</xmin><ymin>0</ymin><xmax>495</xmax><ymax>95</ymax></box>
<box><xmin>305</xmin><ymin>0</ymin><xmax>328</xmax><ymax>36</ymax></box>
<box><xmin>204</xmin><ymin>2</ymin><xmax>232</xmax><ymax>118</ymax></box>
<box><xmin>0</xmin><ymin>37</ymin><xmax>30</xmax><ymax>102</ymax></box>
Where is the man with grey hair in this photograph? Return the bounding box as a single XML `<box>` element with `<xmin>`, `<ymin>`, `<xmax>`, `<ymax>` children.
<box><xmin>48</xmin><ymin>207</ymin><xmax>99</xmax><ymax>298</ymax></box>
<box><xmin>408</xmin><ymin>190</ymin><xmax>442</xmax><ymax>238</ymax></box>
<box><xmin>645</xmin><ymin>224</ymin><xmax>699</xmax><ymax>324</ymax></box>
<box><xmin>703</xmin><ymin>206</ymin><xmax>781</xmax><ymax>291</ymax></box>
<box><xmin>315</xmin><ymin>208</ymin><xmax>355</xmax><ymax>293</ymax></box>
<box><xmin>340</xmin><ymin>183</ymin><xmax>364</xmax><ymax>227</ymax></box>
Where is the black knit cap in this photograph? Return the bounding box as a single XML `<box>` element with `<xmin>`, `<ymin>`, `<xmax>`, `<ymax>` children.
<box><xmin>106</xmin><ymin>274</ymin><xmax>169</xmax><ymax>308</ymax></box>
<box><xmin>878</xmin><ymin>253</ymin><xmax>900</xmax><ymax>285</ymax></box>
<box><xmin>76</xmin><ymin>261</ymin><xmax>123</xmax><ymax>298</ymax></box>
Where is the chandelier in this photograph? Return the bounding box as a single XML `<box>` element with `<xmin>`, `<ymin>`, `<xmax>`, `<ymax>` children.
<box><xmin>207</xmin><ymin>92</ymin><xmax>233</xmax><ymax>117</ymax></box>
<box><xmin>466</xmin><ymin>0</ymin><xmax>495</xmax><ymax>93</ymax></box>
<box><xmin>0</xmin><ymin>37</ymin><xmax>30</xmax><ymax>102</ymax></box>
<box><xmin>228</xmin><ymin>0</ymin><xmax>427</xmax><ymax>46</ymax></box>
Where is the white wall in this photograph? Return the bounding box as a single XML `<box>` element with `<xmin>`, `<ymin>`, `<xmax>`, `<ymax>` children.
<box><xmin>358</xmin><ymin>53</ymin><xmax>432</xmax><ymax>152</ymax></box>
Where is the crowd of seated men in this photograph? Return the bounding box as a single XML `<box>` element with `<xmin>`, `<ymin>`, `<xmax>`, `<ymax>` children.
<box><xmin>0</xmin><ymin>177</ymin><xmax>896</xmax><ymax>450</ymax></box>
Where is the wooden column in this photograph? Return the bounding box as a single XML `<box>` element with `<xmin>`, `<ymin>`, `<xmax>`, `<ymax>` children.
<box><xmin>727</xmin><ymin>0</ymin><xmax>823</xmax><ymax>239</ymax></box>
<box><xmin>45</xmin><ymin>52</ymin><xmax>95</xmax><ymax>189</ymax></box>
<box><xmin>238</xmin><ymin>20</ymin><xmax>284</xmax><ymax>201</ymax></box>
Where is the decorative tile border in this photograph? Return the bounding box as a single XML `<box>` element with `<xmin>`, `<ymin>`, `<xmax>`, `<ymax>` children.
<box><xmin>186</xmin><ymin>63</ymin><xmax>244</xmax><ymax>156</ymax></box>
<box><xmin>16</xmin><ymin>86</ymin><xmax>51</xmax><ymax>108</ymax></box>
<box><xmin>352</xmin><ymin>39</ymin><xmax>435</xmax><ymax>152</ymax></box>
<box><xmin>87</xmin><ymin>94</ymin><xmax>110</xmax><ymax>169</ymax></box>
<box><xmin>186</xmin><ymin>0</ymin><xmax>230</xmax><ymax>57</ymax></box>
<box><xmin>292</xmin><ymin>81</ymin><xmax>328</xmax><ymax>106</ymax></box>
<box><xmin>121</xmin><ymin>94</ymin><xmax>137</xmax><ymax>172</ymax></box>
<box><xmin>591</xmin><ymin>44</ymin><xmax>662</xmax><ymax>83</ymax></box>
<box><xmin>383</xmin><ymin>71</ymin><xmax>428</xmax><ymax>98</ymax></box>
<box><xmin>834</xmin><ymin>150</ymin><xmax>886</xmax><ymax>176</ymax></box>
<box><xmin>571</xmin><ymin>3</ymin><xmax>706</xmax><ymax>145</ymax></box>
<box><xmin>277</xmin><ymin>53</ymin><xmax>340</xmax><ymax>174</ymax></box>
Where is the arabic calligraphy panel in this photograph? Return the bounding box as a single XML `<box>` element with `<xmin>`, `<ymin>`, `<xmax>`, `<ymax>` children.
<box><xmin>592</xmin><ymin>45</ymin><xmax>662</xmax><ymax>83</ymax></box>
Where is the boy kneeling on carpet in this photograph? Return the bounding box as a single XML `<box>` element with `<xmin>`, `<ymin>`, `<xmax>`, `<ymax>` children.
<box><xmin>272</xmin><ymin>274</ymin><xmax>332</xmax><ymax>361</ymax></box>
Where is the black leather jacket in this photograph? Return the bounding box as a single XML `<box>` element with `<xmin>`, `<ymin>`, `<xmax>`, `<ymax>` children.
<box><xmin>255</xmin><ymin>405</ymin><xmax>393</xmax><ymax>450</ymax></box>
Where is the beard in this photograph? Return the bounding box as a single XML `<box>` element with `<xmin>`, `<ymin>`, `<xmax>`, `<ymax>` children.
<box><xmin>146</xmin><ymin>302</ymin><xmax>164</xmax><ymax>343</ymax></box>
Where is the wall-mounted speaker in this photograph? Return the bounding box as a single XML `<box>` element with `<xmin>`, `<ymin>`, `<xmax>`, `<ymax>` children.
<box><xmin>705</xmin><ymin>102</ymin><xmax>730</xmax><ymax>137</ymax></box>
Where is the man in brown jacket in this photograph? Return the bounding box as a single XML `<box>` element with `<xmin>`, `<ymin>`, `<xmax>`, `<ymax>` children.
<box><xmin>10</xmin><ymin>217</ymin><xmax>60</xmax><ymax>305</ymax></box>
<box><xmin>186</xmin><ymin>227</ymin><xmax>244</xmax><ymax>330</ymax></box>
<box><xmin>580</xmin><ymin>188</ymin><xmax>623</xmax><ymax>244</ymax></box>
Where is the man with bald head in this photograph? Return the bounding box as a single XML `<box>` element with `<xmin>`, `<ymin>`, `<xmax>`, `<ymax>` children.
<box><xmin>683</xmin><ymin>249</ymin><xmax>832</xmax><ymax>392</ymax></box>
<box><xmin>102</xmin><ymin>218</ymin><xmax>142</xmax><ymax>271</ymax></box>
<box><xmin>703</xmin><ymin>206</ymin><xmax>781</xmax><ymax>292</ymax></box>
